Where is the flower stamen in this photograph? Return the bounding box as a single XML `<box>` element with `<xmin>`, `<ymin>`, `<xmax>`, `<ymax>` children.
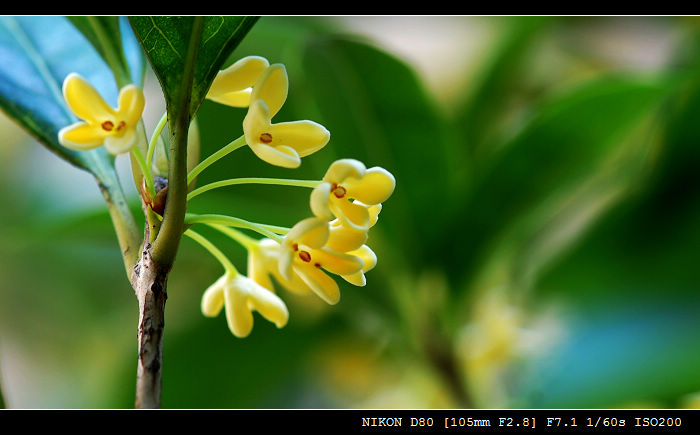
<box><xmin>332</xmin><ymin>185</ymin><xmax>347</xmax><ymax>198</ymax></box>
<box><xmin>298</xmin><ymin>250</ymin><xmax>311</xmax><ymax>262</ymax></box>
<box><xmin>101</xmin><ymin>121</ymin><xmax>114</xmax><ymax>131</ymax></box>
<box><xmin>116</xmin><ymin>121</ymin><xmax>126</xmax><ymax>132</ymax></box>
<box><xmin>260</xmin><ymin>132</ymin><xmax>273</xmax><ymax>144</ymax></box>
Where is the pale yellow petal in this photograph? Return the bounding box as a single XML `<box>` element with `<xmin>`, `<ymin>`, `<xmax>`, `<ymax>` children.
<box><xmin>243</xmin><ymin>279</ymin><xmax>289</xmax><ymax>329</ymax></box>
<box><xmin>208</xmin><ymin>56</ymin><xmax>269</xmax><ymax>106</ymax></box>
<box><xmin>248</xmin><ymin>248</ymin><xmax>274</xmax><ymax>292</ymax></box>
<box><xmin>295</xmin><ymin>264</ymin><xmax>340</xmax><ymax>305</ymax></box>
<box><xmin>208</xmin><ymin>89</ymin><xmax>253</xmax><ymax>108</ymax></box>
<box><xmin>224</xmin><ymin>284</ymin><xmax>254</xmax><ymax>338</ymax></box>
<box><xmin>243</xmin><ymin>100</ymin><xmax>271</xmax><ymax>144</ymax></box>
<box><xmin>367</xmin><ymin>203</ymin><xmax>383</xmax><ymax>227</ymax></box>
<box><xmin>201</xmin><ymin>275</ymin><xmax>227</xmax><ymax>317</ymax></box>
<box><xmin>58</xmin><ymin>122</ymin><xmax>106</xmax><ymax>150</ymax></box>
<box><xmin>341</xmin><ymin>271</ymin><xmax>366</xmax><ymax>287</ymax></box>
<box><xmin>278</xmin><ymin>246</ymin><xmax>295</xmax><ymax>282</ymax></box>
<box><xmin>287</xmin><ymin>217</ymin><xmax>329</xmax><ymax>249</ymax></box>
<box><xmin>310</xmin><ymin>182</ymin><xmax>332</xmax><ymax>219</ymax></box>
<box><xmin>103</xmin><ymin>127</ymin><xmax>138</xmax><ymax>155</ymax></box>
<box><xmin>248</xmin><ymin>143</ymin><xmax>301</xmax><ymax>168</ymax></box>
<box><xmin>250</xmin><ymin>64</ymin><xmax>288</xmax><ymax>118</ymax></box>
<box><xmin>323</xmin><ymin>159</ymin><xmax>366</xmax><ymax>183</ymax></box>
<box><xmin>268</xmin><ymin>120</ymin><xmax>330</xmax><ymax>157</ymax></box>
<box><xmin>344</xmin><ymin>167</ymin><xmax>396</xmax><ymax>205</ymax></box>
<box><xmin>326</xmin><ymin>222</ymin><xmax>368</xmax><ymax>252</ymax></box>
<box><xmin>349</xmin><ymin>245</ymin><xmax>377</xmax><ymax>272</ymax></box>
<box><xmin>62</xmin><ymin>73</ymin><xmax>115</xmax><ymax>122</ymax></box>
<box><xmin>117</xmin><ymin>84</ymin><xmax>145</xmax><ymax>125</ymax></box>
<box><xmin>330</xmin><ymin>198</ymin><xmax>370</xmax><ymax>230</ymax></box>
<box><xmin>313</xmin><ymin>247</ymin><xmax>364</xmax><ymax>276</ymax></box>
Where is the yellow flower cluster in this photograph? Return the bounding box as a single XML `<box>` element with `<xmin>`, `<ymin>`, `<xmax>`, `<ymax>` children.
<box><xmin>201</xmin><ymin>56</ymin><xmax>395</xmax><ymax>337</ymax></box>
<box><xmin>55</xmin><ymin>56</ymin><xmax>395</xmax><ymax>339</ymax></box>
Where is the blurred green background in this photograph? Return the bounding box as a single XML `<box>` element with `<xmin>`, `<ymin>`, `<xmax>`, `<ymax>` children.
<box><xmin>2</xmin><ymin>16</ymin><xmax>700</xmax><ymax>409</ymax></box>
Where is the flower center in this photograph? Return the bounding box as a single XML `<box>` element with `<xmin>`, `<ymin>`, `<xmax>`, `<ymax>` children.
<box><xmin>298</xmin><ymin>250</ymin><xmax>311</xmax><ymax>262</ymax></box>
<box><xmin>260</xmin><ymin>133</ymin><xmax>273</xmax><ymax>144</ymax></box>
<box><xmin>331</xmin><ymin>183</ymin><xmax>347</xmax><ymax>199</ymax></box>
<box><xmin>101</xmin><ymin>120</ymin><xmax>127</xmax><ymax>136</ymax></box>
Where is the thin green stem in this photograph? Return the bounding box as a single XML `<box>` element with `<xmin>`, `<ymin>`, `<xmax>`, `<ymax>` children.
<box><xmin>131</xmin><ymin>146</ymin><xmax>155</xmax><ymax>199</ymax></box>
<box><xmin>184</xmin><ymin>229</ymin><xmax>237</xmax><ymax>273</ymax></box>
<box><xmin>151</xmin><ymin>16</ymin><xmax>205</xmax><ymax>268</ymax></box>
<box><xmin>207</xmin><ymin>224</ymin><xmax>258</xmax><ymax>251</ymax></box>
<box><xmin>187</xmin><ymin>135</ymin><xmax>247</xmax><ymax>185</ymax></box>
<box><xmin>185</xmin><ymin>213</ymin><xmax>284</xmax><ymax>243</ymax></box>
<box><xmin>147</xmin><ymin>111</ymin><xmax>168</xmax><ymax>172</ymax></box>
<box><xmin>187</xmin><ymin>177</ymin><xmax>322</xmax><ymax>201</ymax></box>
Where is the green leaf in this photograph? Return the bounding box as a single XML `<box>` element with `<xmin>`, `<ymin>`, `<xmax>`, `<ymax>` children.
<box><xmin>455</xmin><ymin>16</ymin><xmax>552</xmax><ymax>164</ymax></box>
<box><xmin>67</xmin><ymin>16</ymin><xmax>146</xmax><ymax>88</ymax></box>
<box><xmin>0</xmin><ymin>16</ymin><xmax>120</xmax><ymax>175</ymax></box>
<box><xmin>129</xmin><ymin>16</ymin><xmax>258</xmax><ymax>117</ymax></box>
<box><xmin>442</xmin><ymin>76</ymin><xmax>674</xmax><ymax>286</ymax></box>
<box><xmin>302</xmin><ymin>36</ymin><xmax>450</xmax><ymax>268</ymax></box>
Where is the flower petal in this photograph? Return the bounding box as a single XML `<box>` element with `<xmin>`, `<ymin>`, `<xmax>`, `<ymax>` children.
<box><xmin>223</xmin><ymin>281</ymin><xmax>254</xmax><ymax>338</ymax></box>
<box><xmin>314</xmin><ymin>247</ymin><xmax>364</xmax><ymax>276</ymax></box>
<box><xmin>58</xmin><ymin>122</ymin><xmax>107</xmax><ymax>150</ymax></box>
<box><xmin>248</xmin><ymin>143</ymin><xmax>301</xmax><ymax>168</ymax></box>
<box><xmin>326</xmin><ymin>221</ymin><xmax>368</xmax><ymax>252</ymax></box>
<box><xmin>287</xmin><ymin>217</ymin><xmax>329</xmax><ymax>249</ymax></box>
<box><xmin>310</xmin><ymin>182</ymin><xmax>332</xmax><ymax>219</ymax></box>
<box><xmin>207</xmin><ymin>56</ymin><xmax>270</xmax><ymax>106</ymax></box>
<box><xmin>250</xmin><ymin>64</ymin><xmax>288</xmax><ymax>118</ymax></box>
<box><xmin>201</xmin><ymin>275</ymin><xmax>227</xmax><ymax>317</ymax></box>
<box><xmin>103</xmin><ymin>127</ymin><xmax>138</xmax><ymax>155</ymax></box>
<box><xmin>349</xmin><ymin>245</ymin><xmax>377</xmax><ymax>273</ymax></box>
<box><xmin>241</xmin><ymin>277</ymin><xmax>289</xmax><ymax>329</ymax></box>
<box><xmin>330</xmin><ymin>198</ymin><xmax>371</xmax><ymax>230</ymax></box>
<box><xmin>243</xmin><ymin>100</ymin><xmax>271</xmax><ymax>142</ymax></box>
<box><xmin>344</xmin><ymin>167</ymin><xmax>396</xmax><ymax>205</ymax></box>
<box><xmin>248</xmin><ymin>248</ymin><xmax>274</xmax><ymax>292</ymax></box>
<box><xmin>62</xmin><ymin>73</ymin><xmax>115</xmax><ymax>122</ymax></box>
<box><xmin>295</xmin><ymin>264</ymin><xmax>340</xmax><ymax>305</ymax></box>
<box><xmin>268</xmin><ymin>120</ymin><xmax>330</xmax><ymax>157</ymax></box>
<box><xmin>323</xmin><ymin>159</ymin><xmax>366</xmax><ymax>184</ymax></box>
<box><xmin>117</xmin><ymin>84</ymin><xmax>145</xmax><ymax>126</ymax></box>
<box><xmin>341</xmin><ymin>271</ymin><xmax>366</xmax><ymax>287</ymax></box>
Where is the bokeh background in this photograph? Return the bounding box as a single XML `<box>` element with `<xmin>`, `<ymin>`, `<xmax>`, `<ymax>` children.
<box><xmin>2</xmin><ymin>16</ymin><xmax>700</xmax><ymax>409</ymax></box>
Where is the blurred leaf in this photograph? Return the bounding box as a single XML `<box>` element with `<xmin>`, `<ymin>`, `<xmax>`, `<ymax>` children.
<box><xmin>456</xmin><ymin>16</ymin><xmax>552</xmax><ymax>164</ymax></box>
<box><xmin>443</xmin><ymin>75</ymin><xmax>675</xmax><ymax>287</ymax></box>
<box><xmin>67</xmin><ymin>16</ymin><xmax>145</xmax><ymax>87</ymax></box>
<box><xmin>0</xmin><ymin>16</ymin><xmax>120</xmax><ymax>175</ymax></box>
<box><xmin>129</xmin><ymin>16</ymin><xmax>258</xmax><ymax>117</ymax></box>
<box><xmin>302</xmin><ymin>36</ymin><xmax>450</xmax><ymax>268</ymax></box>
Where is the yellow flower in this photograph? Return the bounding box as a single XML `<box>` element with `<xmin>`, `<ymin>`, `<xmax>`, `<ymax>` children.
<box><xmin>206</xmin><ymin>56</ymin><xmax>270</xmax><ymax>107</ymax></box>
<box><xmin>326</xmin><ymin>203</ymin><xmax>383</xmax><ymax>253</ymax></box>
<box><xmin>248</xmin><ymin>238</ymin><xmax>315</xmax><ymax>297</ymax></box>
<box><xmin>278</xmin><ymin>217</ymin><xmax>364</xmax><ymax>305</ymax></box>
<box><xmin>201</xmin><ymin>272</ymin><xmax>289</xmax><ymax>338</ymax></box>
<box><xmin>311</xmin><ymin>159</ymin><xmax>395</xmax><ymax>230</ymax></box>
<box><xmin>243</xmin><ymin>64</ymin><xmax>330</xmax><ymax>168</ymax></box>
<box><xmin>58</xmin><ymin>73</ymin><xmax>145</xmax><ymax>155</ymax></box>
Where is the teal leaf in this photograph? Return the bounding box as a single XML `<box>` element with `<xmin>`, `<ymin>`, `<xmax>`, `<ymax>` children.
<box><xmin>67</xmin><ymin>16</ymin><xmax>145</xmax><ymax>87</ymax></box>
<box><xmin>0</xmin><ymin>16</ymin><xmax>122</xmax><ymax>175</ymax></box>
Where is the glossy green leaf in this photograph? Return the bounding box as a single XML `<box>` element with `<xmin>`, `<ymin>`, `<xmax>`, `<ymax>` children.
<box><xmin>0</xmin><ymin>16</ymin><xmax>121</xmax><ymax>176</ymax></box>
<box><xmin>129</xmin><ymin>16</ymin><xmax>258</xmax><ymax>117</ymax></box>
